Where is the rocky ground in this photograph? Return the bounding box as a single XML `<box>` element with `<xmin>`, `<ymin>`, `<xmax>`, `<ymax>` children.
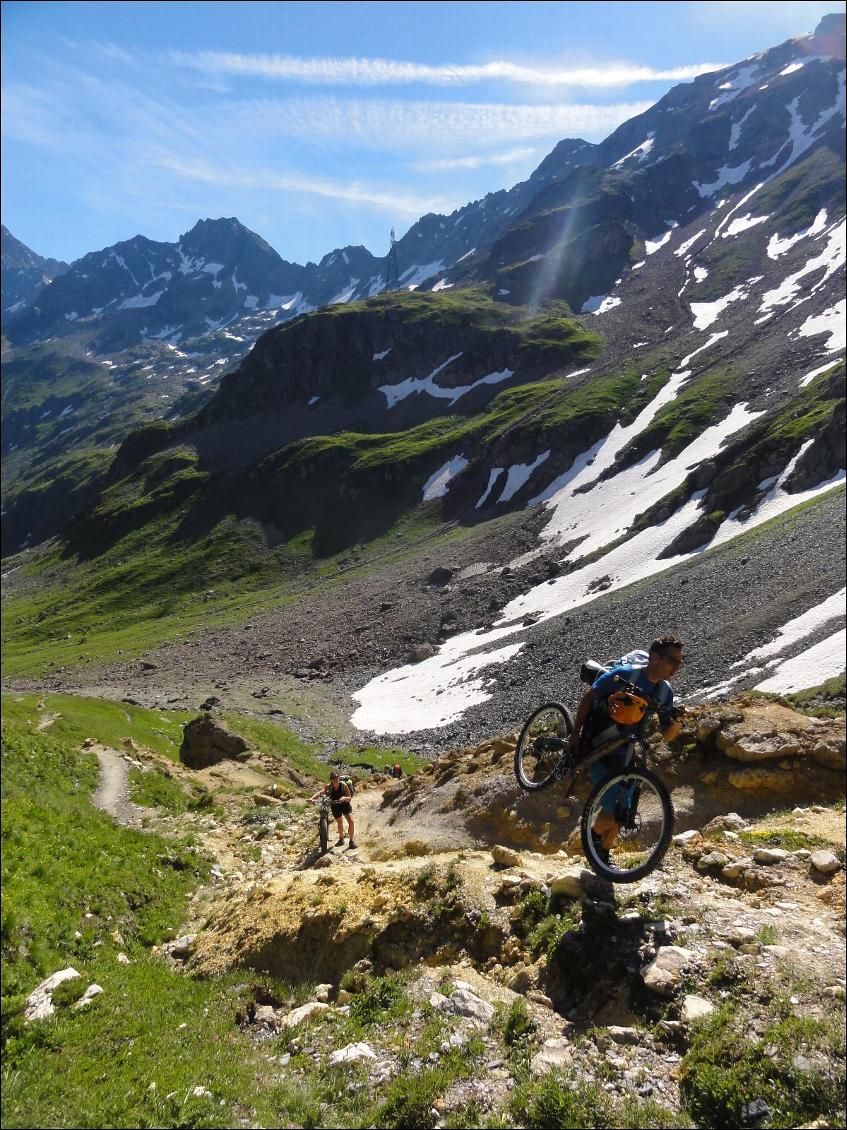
<box><xmin>42</xmin><ymin>691</ymin><xmax>845</xmax><ymax>1128</ymax></box>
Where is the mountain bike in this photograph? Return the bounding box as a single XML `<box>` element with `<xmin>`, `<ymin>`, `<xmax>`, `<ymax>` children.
<box><xmin>513</xmin><ymin>677</ymin><xmax>675</xmax><ymax>883</ymax></box>
<box><xmin>315</xmin><ymin>794</ymin><xmax>332</xmax><ymax>854</ymax></box>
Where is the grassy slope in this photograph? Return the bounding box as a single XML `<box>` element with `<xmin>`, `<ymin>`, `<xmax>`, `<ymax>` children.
<box><xmin>0</xmin><ymin>715</ymin><xmax>311</xmax><ymax>1130</ymax></box>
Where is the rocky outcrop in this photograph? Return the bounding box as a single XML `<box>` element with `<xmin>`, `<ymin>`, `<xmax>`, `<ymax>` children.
<box><xmin>705</xmin><ymin>700</ymin><xmax>846</xmax><ymax>776</ymax></box>
<box><xmin>179</xmin><ymin>713</ymin><xmax>251</xmax><ymax>769</ymax></box>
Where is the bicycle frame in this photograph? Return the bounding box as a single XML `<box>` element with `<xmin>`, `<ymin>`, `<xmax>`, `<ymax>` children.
<box><xmin>550</xmin><ymin>730</ymin><xmax>642</xmax><ymax>793</ymax></box>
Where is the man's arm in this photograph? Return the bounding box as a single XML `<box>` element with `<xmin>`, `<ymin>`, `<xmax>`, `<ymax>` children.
<box><xmin>658</xmin><ymin>703</ymin><xmax>686</xmax><ymax>743</ymax></box>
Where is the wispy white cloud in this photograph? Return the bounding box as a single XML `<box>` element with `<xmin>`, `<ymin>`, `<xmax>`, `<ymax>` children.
<box><xmin>169</xmin><ymin>49</ymin><xmax>726</xmax><ymax>89</ymax></box>
<box><xmin>234</xmin><ymin>97</ymin><xmax>654</xmax><ymax>149</ymax></box>
<box><xmin>150</xmin><ymin>153</ymin><xmax>451</xmax><ymax>216</ymax></box>
<box><xmin>409</xmin><ymin>146</ymin><xmax>538</xmax><ymax>172</ymax></box>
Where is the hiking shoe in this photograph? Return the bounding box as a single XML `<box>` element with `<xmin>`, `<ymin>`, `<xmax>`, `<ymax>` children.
<box><xmin>335</xmin><ymin>838</ymin><xmax>345</xmax><ymax>847</ymax></box>
<box><xmin>347</xmin><ymin>841</ymin><xmax>358</xmax><ymax>850</ymax></box>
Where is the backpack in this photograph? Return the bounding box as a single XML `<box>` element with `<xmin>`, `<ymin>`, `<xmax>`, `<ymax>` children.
<box><xmin>341</xmin><ymin>775</ymin><xmax>355</xmax><ymax>798</ymax></box>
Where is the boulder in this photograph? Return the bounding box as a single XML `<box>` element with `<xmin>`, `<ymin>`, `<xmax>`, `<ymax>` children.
<box><xmin>491</xmin><ymin>845</ymin><xmax>522</xmax><ymax>868</ymax></box>
<box><xmin>715</xmin><ymin>702</ymin><xmax>845</xmax><ymax>774</ymax></box>
<box><xmin>180</xmin><ymin>714</ymin><xmax>250</xmax><ymax>769</ymax></box>
<box><xmin>702</xmin><ymin>813</ymin><xmax>747</xmax><ymax>834</ymax></box>
<box><xmin>531</xmin><ymin>1037</ymin><xmax>573</xmax><ymax>1076</ymax></box>
<box><xmin>25</xmin><ymin>967</ymin><xmax>80</xmax><ymax>1022</ymax></box>
<box><xmin>328</xmin><ymin>1042</ymin><xmax>376</xmax><ymax>1067</ymax></box>
<box><xmin>168</xmin><ymin>934</ymin><xmax>197</xmax><ymax>959</ymax></box>
<box><xmin>550</xmin><ymin>866</ymin><xmax>603</xmax><ymax>898</ymax></box>
<box><xmin>607</xmin><ymin>1026</ymin><xmax>641</xmax><ymax>1045</ymax></box>
<box><xmin>279</xmin><ymin>1001</ymin><xmax>330</xmax><ymax>1029</ymax></box>
<box><xmin>673</xmin><ymin>829</ymin><xmax>702</xmax><ymax>846</ymax></box>
<box><xmin>810</xmin><ymin>850</ymin><xmax>842</xmax><ymax>874</ymax></box>
<box><xmin>74</xmin><ymin>983</ymin><xmax>104</xmax><ymax>1009</ymax></box>
<box><xmin>681</xmin><ymin>995</ymin><xmax>715</xmax><ymax>1023</ymax></box>
<box><xmin>443</xmin><ymin>988</ymin><xmax>495</xmax><ymax>1023</ymax></box>
<box><xmin>727</xmin><ymin>766</ymin><xmax>799</xmax><ymax>793</ymax></box>
<box><xmin>753</xmin><ymin>847</ymin><xmax>790</xmax><ymax>864</ymax></box>
<box><xmin>641</xmin><ymin>946</ymin><xmax>694</xmax><ymax>997</ymax></box>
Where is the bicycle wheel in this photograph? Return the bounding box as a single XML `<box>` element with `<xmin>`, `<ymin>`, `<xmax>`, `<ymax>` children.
<box><xmin>514</xmin><ymin>702</ymin><xmax>573</xmax><ymax>791</ymax></box>
<box><xmin>580</xmin><ymin>767</ymin><xmax>674</xmax><ymax>883</ymax></box>
<box><xmin>319</xmin><ymin>811</ymin><xmax>329</xmax><ymax>854</ymax></box>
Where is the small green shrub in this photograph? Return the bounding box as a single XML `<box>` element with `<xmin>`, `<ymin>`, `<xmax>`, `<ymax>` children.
<box><xmin>349</xmin><ymin>975</ymin><xmax>411</xmax><ymax>1026</ymax></box>
<box><xmin>511</xmin><ymin>1071</ymin><xmax>611</xmax><ymax>1128</ymax></box>
<box><xmin>511</xmin><ymin>890</ymin><xmax>549</xmax><ymax>938</ymax></box>
<box><xmin>503</xmin><ymin>998</ymin><xmax>537</xmax><ymax>1049</ymax></box>
<box><xmin>375</xmin><ymin>1074</ymin><xmax>438</xmax><ymax>1129</ymax></box>
<box><xmin>414</xmin><ymin>863</ymin><xmax>438</xmax><ymax>896</ymax></box>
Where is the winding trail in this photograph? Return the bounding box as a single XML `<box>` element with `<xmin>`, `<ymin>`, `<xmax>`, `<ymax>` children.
<box><xmin>90</xmin><ymin>745</ymin><xmax>145</xmax><ymax>828</ymax></box>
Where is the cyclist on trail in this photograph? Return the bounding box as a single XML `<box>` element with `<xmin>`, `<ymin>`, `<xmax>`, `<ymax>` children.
<box><xmin>569</xmin><ymin>636</ymin><xmax>686</xmax><ymax>861</ymax></box>
<box><xmin>310</xmin><ymin>771</ymin><xmax>357</xmax><ymax>849</ymax></box>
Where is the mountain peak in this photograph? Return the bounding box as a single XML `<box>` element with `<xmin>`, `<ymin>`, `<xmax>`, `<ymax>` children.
<box><xmin>179</xmin><ymin>216</ymin><xmax>254</xmax><ymax>245</ymax></box>
<box><xmin>809</xmin><ymin>12</ymin><xmax>846</xmax><ymax>59</ymax></box>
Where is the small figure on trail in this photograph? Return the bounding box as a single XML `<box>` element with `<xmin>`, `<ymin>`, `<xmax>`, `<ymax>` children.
<box><xmin>569</xmin><ymin>636</ymin><xmax>686</xmax><ymax>861</ymax></box>
<box><xmin>310</xmin><ymin>771</ymin><xmax>357</xmax><ymax>849</ymax></box>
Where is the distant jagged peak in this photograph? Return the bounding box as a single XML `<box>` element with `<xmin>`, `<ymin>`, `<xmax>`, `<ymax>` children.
<box><xmin>1</xmin><ymin>224</ymin><xmax>68</xmax><ymax>275</ymax></box>
<box><xmin>528</xmin><ymin>138</ymin><xmax>599</xmax><ymax>184</ymax></box>
<box><xmin>178</xmin><ymin>216</ymin><xmax>281</xmax><ymax>260</ymax></box>
<box><xmin>318</xmin><ymin>244</ymin><xmax>378</xmax><ymax>269</ymax></box>
<box><xmin>806</xmin><ymin>13</ymin><xmax>846</xmax><ymax>60</ymax></box>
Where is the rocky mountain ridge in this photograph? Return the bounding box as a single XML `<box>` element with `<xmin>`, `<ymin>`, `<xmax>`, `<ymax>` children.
<box><xmin>1</xmin><ymin>225</ymin><xmax>68</xmax><ymax>319</ymax></box>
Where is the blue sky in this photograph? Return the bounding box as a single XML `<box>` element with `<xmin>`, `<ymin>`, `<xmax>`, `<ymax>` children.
<box><xmin>2</xmin><ymin>1</ymin><xmax>841</xmax><ymax>266</ymax></box>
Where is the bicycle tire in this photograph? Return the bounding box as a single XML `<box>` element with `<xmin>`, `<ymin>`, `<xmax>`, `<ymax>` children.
<box><xmin>514</xmin><ymin>702</ymin><xmax>573</xmax><ymax>791</ymax></box>
<box><xmin>580</xmin><ymin>766</ymin><xmax>674</xmax><ymax>883</ymax></box>
<box><xmin>319</xmin><ymin>811</ymin><xmax>329</xmax><ymax>854</ymax></box>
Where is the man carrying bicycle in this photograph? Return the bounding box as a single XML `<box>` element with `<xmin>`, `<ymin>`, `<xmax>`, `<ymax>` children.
<box><xmin>569</xmin><ymin>636</ymin><xmax>686</xmax><ymax>861</ymax></box>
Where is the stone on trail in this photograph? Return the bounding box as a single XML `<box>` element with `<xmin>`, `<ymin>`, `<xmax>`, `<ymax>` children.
<box><xmin>440</xmin><ymin>988</ymin><xmax>495</xmax><ymax>1023</ymax></box>
<box><xmin>328</xmin><ymin>1042</ymin><xmax>377</xmax><ymax>1067</ymax></box>
<box><xmin>315</xmin><ymin>983</ymin><xmax>334</xmax><ymax>1003</ymax></box>
<box><xmin>491</xmin><ymin>845</ymin><xmax>522</xmax><ymax>868</ymax></box>
<box><xmin>25</xmin><ymin>968</ymin><xmax>81</xmax><ymax>1022</ymax></box>
<box><xmin>697</xmin><ymin>850</ymin><xmax>730</xmax><ymax>870</ymax></box>
<box><xmin>681</xmin><ymin>994</ymin><xmax>715</xmax><ymax>1023</ymax></box>
<box><xmin>530</xmin><ymin>1037</ymin><xmax>572</xmax><ymax>1076</ymax></box>
<box><xmin>673</xmin><ymin>829</ymin><xmax>701</xmax><ymax>845</ymax></box>
<box><xmin>721</xmin><ymin>857</ymin><xmax>754</xmax><ymax>880</ymax></box>
<box><xmin>607</xmin><ymin>1026</ymin><xmax>641</xmax><ymax>1045</ymax></box>
<box><xmin>810</xmin><ymin>850</ymin><xmax>842</xmax><ymax>874</ymax></box>
<box><xmin>641</xmin><ymin>946</ymin><xmax>695</xmax><ymax>997</ymax></box>
<box><xmin>168</xmin><ymin>934</ymin><xmax>197</xmax><ymax>959</ymax></box>
<box><xmin>753</xmin><ymin>847</ymin><xmax>790</xmax><ymax>864</ymax></box>
<box><xmin>550</xmin><ymin>866</ymin><xmax>601</xmax><ymax>898</ymax></box>
<box><xmin>280</xmin><ymin>1001</ymin><xmax>330</xmax><ymax>1029</ymax></box>
<box><xmin>702</xmin><ymin>813</ymin><xmax>747</xmax><ymax>833</ymax></box>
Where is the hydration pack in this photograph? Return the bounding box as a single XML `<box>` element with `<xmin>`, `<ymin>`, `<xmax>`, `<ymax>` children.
<box><xmin>341</xmin><ymin>776</ymin><xmax>355</xmax><ymax>797</ymax></box>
